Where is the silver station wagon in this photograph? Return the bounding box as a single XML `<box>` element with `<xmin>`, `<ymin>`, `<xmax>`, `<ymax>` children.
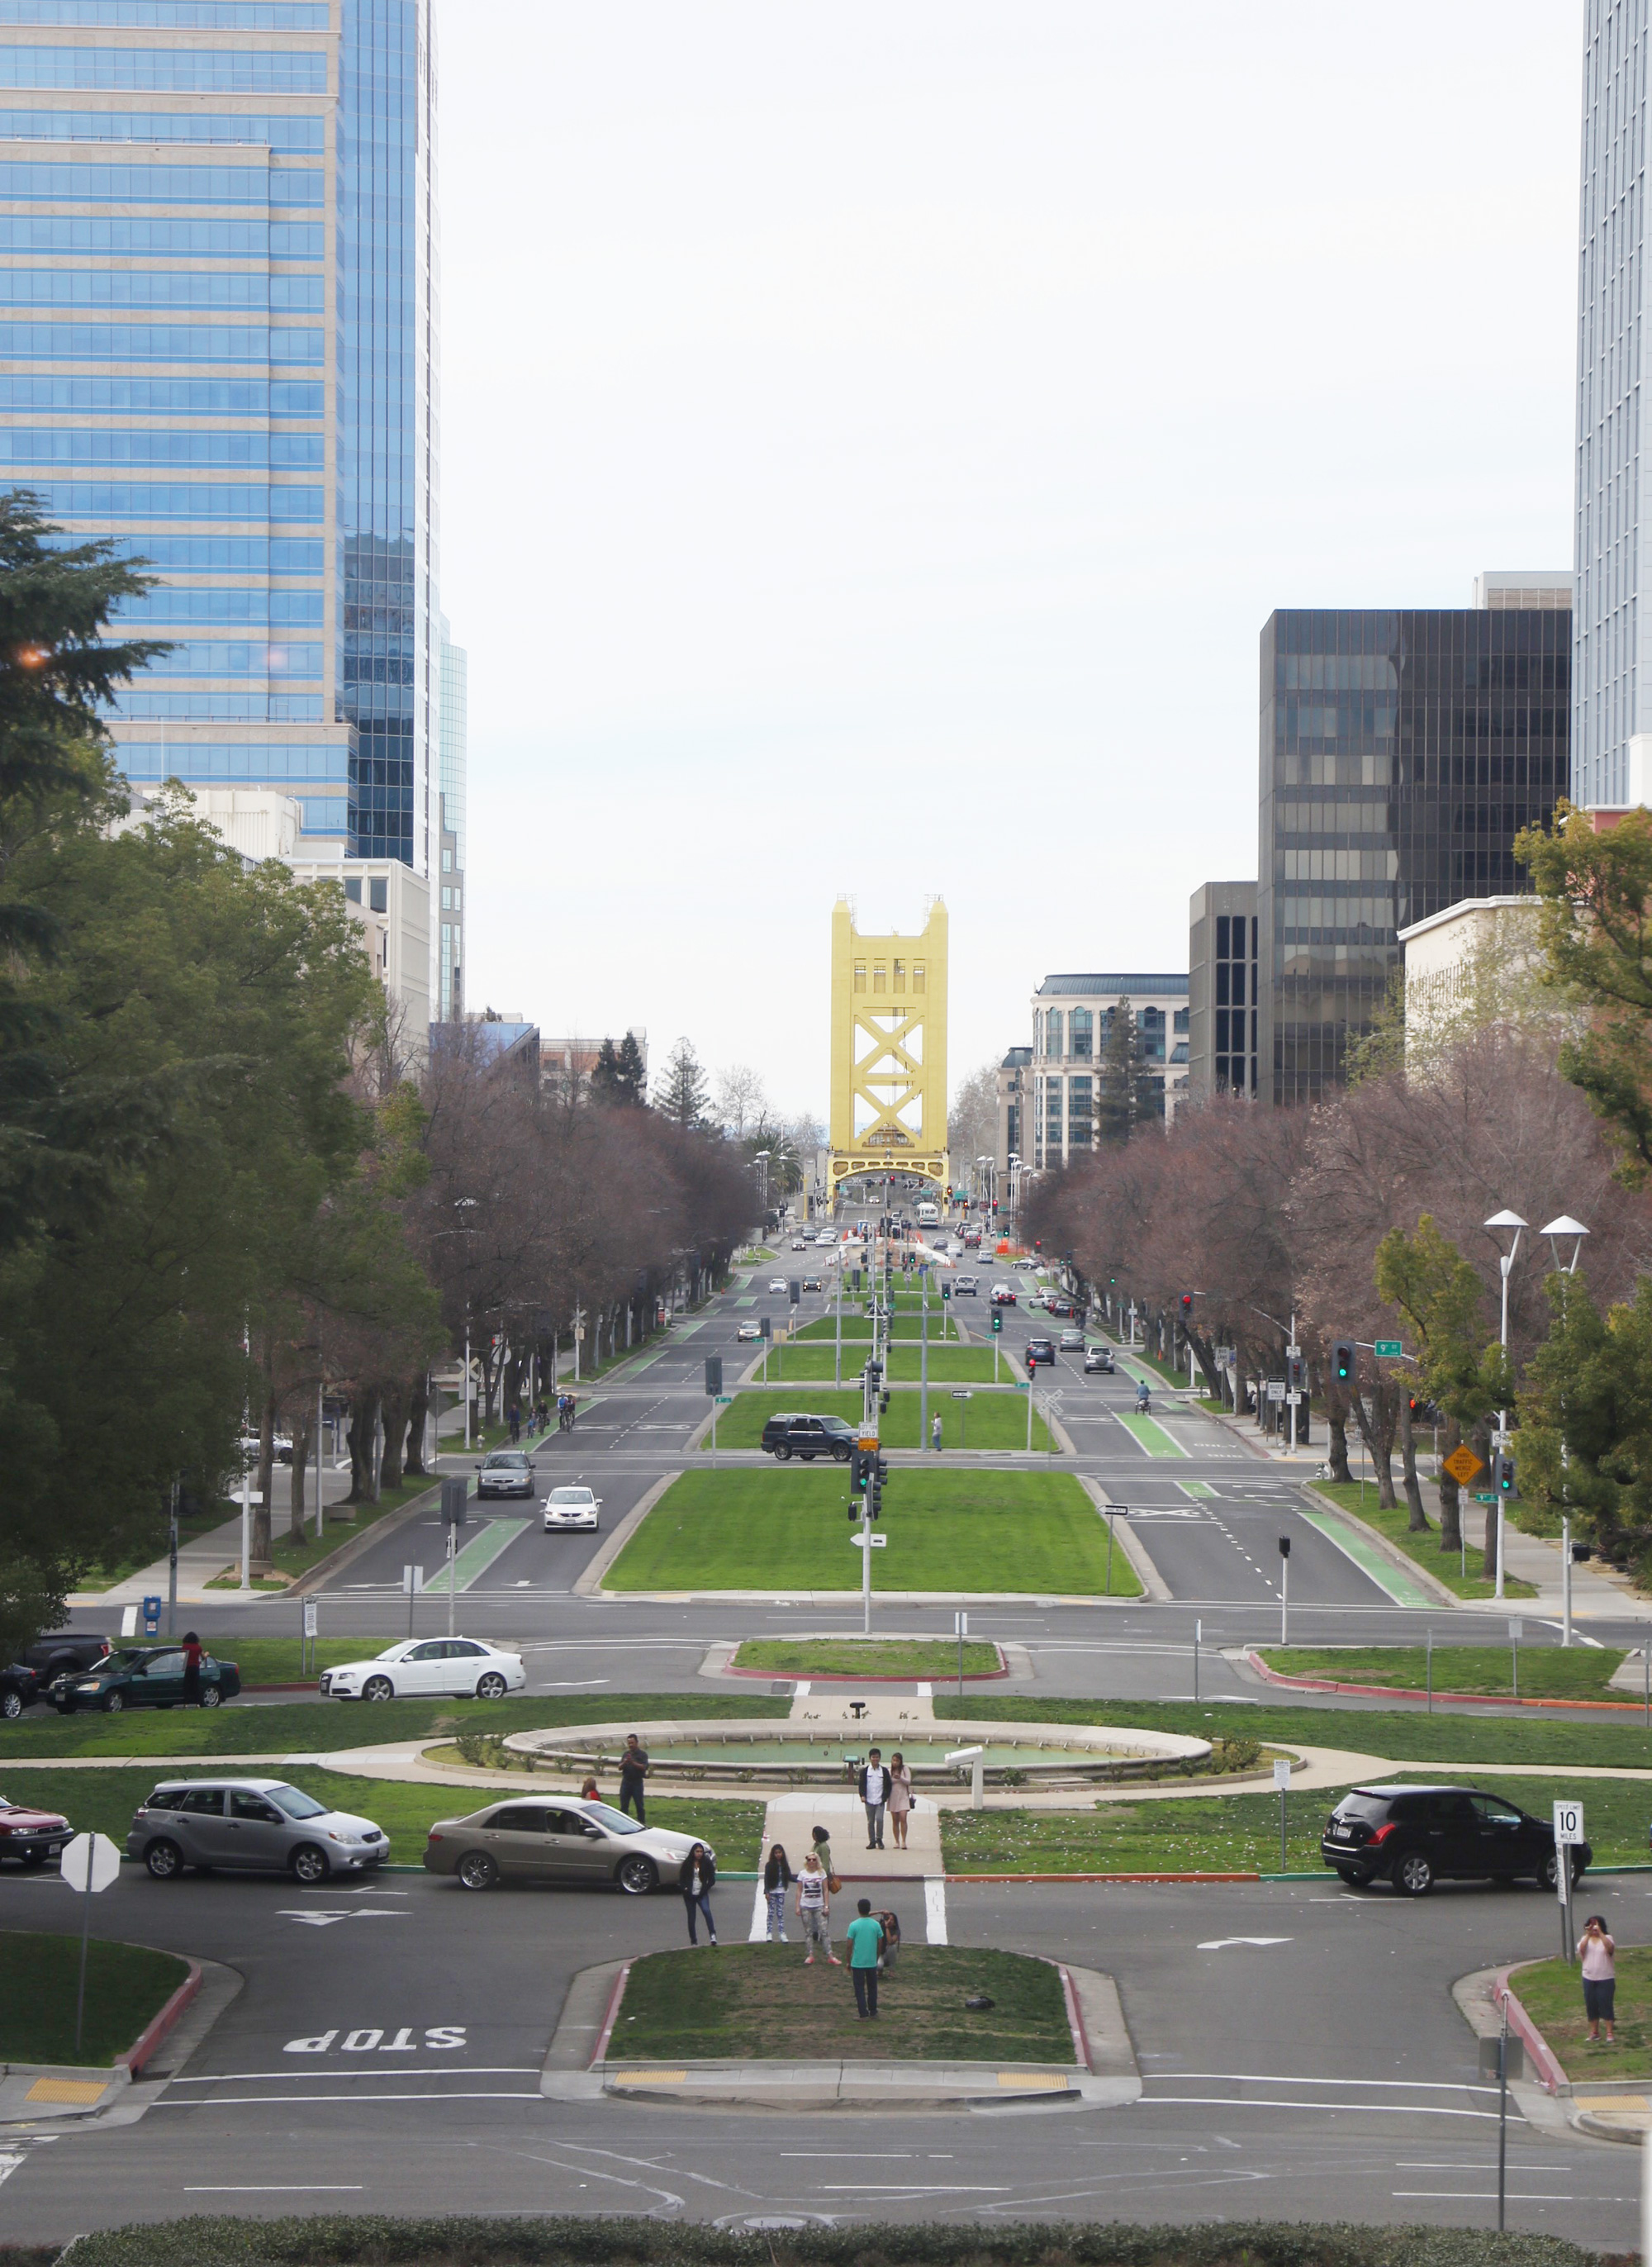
<box><xmin>127</xmin><ymin>1776</ymin><xmax>389</xmax><ymax>1884</ymax></box>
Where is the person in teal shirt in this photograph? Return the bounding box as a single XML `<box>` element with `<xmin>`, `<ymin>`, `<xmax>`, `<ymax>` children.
<box><xmin>846</xmin><ymin>1897</ymin><xmax>884</xmax><ymax>2019</ymax></box>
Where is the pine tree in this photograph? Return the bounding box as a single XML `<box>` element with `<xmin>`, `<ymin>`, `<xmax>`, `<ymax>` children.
<box><xmin>589</xmin><ymin>1037</ymin><xmax>622</xmax><ymax>1100</ymax></box>
<box><xmin>657</xmin><ymin>1036</ymin><xmax>709</xmax><ymax>1129</ymax></box>
<box><xmin>615</xmin><ymin>1029</ymin><xmax>646</xmax><ymax>1103</ymax></box>
<box><xmin>1093</xmin><ymin>999</ymin><xmax>1138</xmax><ymax>1144</ymax></box>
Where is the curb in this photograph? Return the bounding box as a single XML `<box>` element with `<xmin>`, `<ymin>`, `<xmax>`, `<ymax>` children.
<box><xmin>1298</xmin><ymin>1486</ymin><xmax>1466</xmax><ymax>1608</ymax></box>
<box><xmin>1246</xmin><ymin>1647</ymin><xmax>1652</xmax><ymax>1714</ymax></box>
<box><xmin>118</xmin><ymin>1955</ymin><xmax>201</xmax><ymax>2076</ymax></box>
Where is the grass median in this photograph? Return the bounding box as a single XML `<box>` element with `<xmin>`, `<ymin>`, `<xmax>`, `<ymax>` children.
<box><xmin>1308</xmin><ymin>1480</ymin><xmax>1537</xmax><ymax>1601</ymax></box>
<box><xmin>610</xmin><ymin>1944</ymin><xmax>1072</xmax><ymax>2064</ymax></box>
<box><xmin>730</xmin><ymin>1637</ymin><xmax>1002</xmax><ymax>1678</ymax></box>
<box><xmin>1</xmin><ymin>1930</ymin><xmax>190</xmax><ymax>2066</ymax></box>
<box><xmin>701</xmin><ymin>1389</ymin><xmax>1051</xmax><ymax>1452</ymax></box>
<box><xmin>764</xmin><ymin>1344</ymin><xmax>1004</xmax><ymax>1385</ymax></box>
<box><xmin>792</xmin><ymin>1315</ymin><xmax>962</xmax><ymax>1343</ymax></box>
<box><xmin>0</xmin><ymin>1690</ymin><xmax>787</xmax><ymax>1761</ymax></box>
<box><xmin>942</xmin><ymin>1772</ymin><xmax>1652</xmax><ymax>1875</ymax></box>
<box><xmin>17</xmin><ymin>1763</ymin><xmax>767</xmax><ymax>1869</ymax></box>
<box><xmin>1258</xmin><ymin>1645</ymin><xmax>1630</xmax><ymax>1702</ymax></box>
<box><xmin>1511</xmin><ymin>1945</ymin><xmax>1652</xmax><ymax>2082</ymax></box>
<box><xmin>603</xmin><ymin>1468</ymin><xmax>1140</xmax><ymax>1595</ymax></box>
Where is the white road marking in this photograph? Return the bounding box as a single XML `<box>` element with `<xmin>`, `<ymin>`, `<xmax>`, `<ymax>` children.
<box><xmin>1393</xmin><ymin>2193</ymin><xmax>1574</xmax><ymax>2202</ymax></box>
<box><xmin>1142</xmin><ymin>2097</ymin><xmax>1502</xmax><ymax>2121</ymax></box>
<box><xmin>924</xmin><ymin>1877</ymin><xmax>948</xmax><ymax>1943</ymax></box>
<box><xmin>749</xmin><ymin>1883</ymin><xmax>768</xmax><ymax>1941</ymax></box>
<box><xmin>154</xmin><ymin>2090</ymin><xmax>541</xmax><ymax>2107</ymax></box>
<box><xmin>1195</xmin><ymin>1937</ymin><xmax>1292</xmax><ymax>1951</ymax></box>
<box><xmin>186</xmin><ymin>2186</ymin><xmax>364</xmax><ymax>2193</ymax></box>
<box><xmin>1157</xmin><ymin>2072</ymin><xmax>1498</xmax><ymax>2093</ymax></box>
<box><xmin>174</xmin><ymin>2068</ymin><xmax>527</xmax><ymax>2083</ymax></box>
<box><xmin>275</xmin><ymin>1908</ymin><xmax>411</xmax><ymax>1927</ymax></box>
<box><xmin>0</xmin><ymin>2153</ymin><xmax>27</xmax><ymax>2190</ymax></box>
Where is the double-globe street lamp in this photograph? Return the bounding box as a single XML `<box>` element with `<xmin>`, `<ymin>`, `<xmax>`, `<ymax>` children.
<box><xmin>1483</xmin><ymin>1208</ymin><xmax>1589</xmax><ymax>1623</ymax></box>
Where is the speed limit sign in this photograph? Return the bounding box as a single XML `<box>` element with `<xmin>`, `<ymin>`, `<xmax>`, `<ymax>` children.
<box><xmin>1553</xmin><ymin>1800</ymin><xmax>1585</xmax><ymax>1846</ymax></box>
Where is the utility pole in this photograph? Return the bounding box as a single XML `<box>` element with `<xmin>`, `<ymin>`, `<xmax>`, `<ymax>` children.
<box><xmin>919</xmin><ymin>1264</ymin><xmax>929</xmax><ymax>1447</ymax></box>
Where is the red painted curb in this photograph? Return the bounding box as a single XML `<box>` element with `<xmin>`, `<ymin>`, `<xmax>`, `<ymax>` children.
<box><xmin>1494</xmin><ymin>1970</ymin><xmax>1569</xmax><ymax>2095</ymax></box>
<box><xmin>591</xmin><ymin>1959</ymin><xmax>632</xmax><ymax>2067</ymax></box>
<box><xmin>117</xmin><ymin>1956</ymin><xmax>202</xmax><ymax>2076</ymax></box>
<box><xmin>1246</xmin><ymin>1648</ymin><xmax>1645</xmax><ymax>1713</ymax></box>
<box><xmin>1055</xmin><ymin>1960</ymin><xmax>1092</xmax><ymax>2070</ymax></box>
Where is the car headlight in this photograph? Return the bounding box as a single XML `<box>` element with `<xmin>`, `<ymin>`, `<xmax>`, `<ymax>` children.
<box><xmin>76</xmin><ymin>1680</ymin><xmax>102</xmax><ymax>1692</ymax></box>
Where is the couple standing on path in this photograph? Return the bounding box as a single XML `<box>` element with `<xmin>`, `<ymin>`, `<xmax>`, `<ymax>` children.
<box><xmin>857</xmin><ymin>1748</ymin><xmax>912</xmax><ymax>1849</ymax></box>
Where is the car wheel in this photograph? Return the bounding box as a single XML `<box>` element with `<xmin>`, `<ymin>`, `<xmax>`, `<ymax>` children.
<box><xmin>102</xmin><ymin>1690</ymin><xmax>123</xmax><ymax>1713</ymax></box>
<box><xmin>1538</xmin><ymin>1849</ymin><xmax>1580</xmax><ymax>1891</ymax></box>
<box><xmin>363</xmin><ymin>1675</ymin><xmax>394</xmax><ymax>1703</ymax></box>
<box><xmin>0</xmin><ymin>1690</ymin><xmax>21</xmax><ymax>1719</ymax></box>
<box><xmin>1393</xmin><ymin>1850</ymin><xmax>1434</xmax><ymax>1897</ymax></box>
<box><xmin>475</xmin><ymin>1672</ymin><xmax>507</xmax><ymax>1700</ymax></box>
<box><xmin>290</xmin><ymin>1843</ymin><xmax>330</xmax><ymax>1884</ymax></box>
<box><xmin>775</xmin><ymin>1445</ymin><xmax>791</xmax><ymax>1461</ymax></box>
<box><xmin>145</xmin><ymin>1838</ymin><xmax>183</xmax><ymax>1881</ymax></box>
<box><xmin>617</xmin><ymin>1854</ymin><xmax>657</xmax><ymax>1896</ymax></box>
<box><xmin>200</xmin><ymin>1685</ymin><xmax>222</xmax><ymax>1709</ymax></box>
<box><xmin>833</xmin><ymin>1443</ymin><xmax>851</xmax><ymax>1462</ymax></box>
<box><xmin>457</xmin><ymin>1851</ymin><xmax>499</xmax><ymax>1891</ymax></box>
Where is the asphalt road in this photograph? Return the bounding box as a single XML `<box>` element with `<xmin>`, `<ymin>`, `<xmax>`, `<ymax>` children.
<box><xmin>0</xmin><ymin>1859</ymin><xmax>1637</xmax><ymax>2243</ymax></box>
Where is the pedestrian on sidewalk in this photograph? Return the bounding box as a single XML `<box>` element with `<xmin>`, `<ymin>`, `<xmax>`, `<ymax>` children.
<box><xmin>931</xmin><ymin>1414</ymin><xmax>942</xmax><ymax>1452</ymax></box>
<box><xmin>617</xmin><ymin>1732</ymin><xmax>649</xmax><ymax>1823</ymax></box>
<box><xmin>859</xmin><ymin>1748</ymin><xmax>890</xmax><ymax>1848</ymax></box>
<box><xmin>763</xmin><ymin>1843</ymin><xmax>793</xmax><ymax>1941</ymax></box>
<box><xmin>888</xmin><ymin>1751</ymin><xmax>913</xmax><ymax>1850</ymax></box>
<box><xmin>508</xmin><ymin>1403</ymin><xmax>520</xmax><ymax>1444</ymax></box>
<box><xmin>846</xmin><ymin>1897</ymin><xmax>884</xmax><ymax>2018</ymax></box>
<box><xmin>181</xmin><ymin>1630</ymin><xmax>204</xmax><ymax>1707</ymax></box>
<box><xmin>795</xmin><ymin>1852</ymin><xmax>838</xmax><ymax>1965</ymax></box>
<box><xmin>1579</xmin><ymin>1915</ymin><xmax>1617</xmax><ymax>2044</ymax></box>
<box><xmin>810</xmin><ymin>1823</ymin><xmax>837</xmax><ymax>1886</ymax></box>
<box><xmin>679</xmin><ymin>1843</ymin><xmax>717</xmax><ymax>1945</ymax></box>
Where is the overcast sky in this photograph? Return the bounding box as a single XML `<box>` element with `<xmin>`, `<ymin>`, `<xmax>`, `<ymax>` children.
<box><xmin>437</xmin><ymin>2</ymin><xmax>1580</xmax><ymax>1126</ymax></box>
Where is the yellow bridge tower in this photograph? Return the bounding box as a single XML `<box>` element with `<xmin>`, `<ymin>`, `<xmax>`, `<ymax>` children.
<box><xmin>828</xmin><ymin>897</ymin><xmax>949</xmax><ymax>1200</ymax></box>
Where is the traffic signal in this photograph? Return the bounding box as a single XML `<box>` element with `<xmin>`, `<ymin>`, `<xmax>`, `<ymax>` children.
<box><xmin>1278</xmin><ymin>1534</ymin><xmax>1291</xmax><ymax>1560</ymax></box>
<box><xmin>880</xmin><ymin>1390</ymin><xmax>890</xmax><ymax>1414</ymax></box>
<box><xmin>871</xmin><ymin>1452</ymin><xmax>888</xmax><ymax>1518</ymax></box>
<box><xmin>1332</xmin><ymin>1339</ymin><xmax>1355</xmax><ymax>1385</ymax></box>
<box><xmin>1286</xmin><ymin>1353</ymin><xmax>1305</xmax><ymax>1392</ymax></box>
<box><xmin>1180</xmin><ymin>1293</ymin><xmax>1193</xmax><ymax>1314</ymax></box>
<box><xmin>850</xmin><ymin>1449</ymin><xmax>870</xmax><ymax>1494</ymax></box>
<box><xmin>1495</xmin><ymin>1453</ymin><xmax>1518</xmax><ymax>1499</ymax></box>
<box><xmin>990</xmin><ymin>1310</ymin><xmax>1003</xmax><ymax>1334</ymax></box>
<box><xmin>705</xmin><ymin>1355</ymin><xmax>723</xmax><ymax>1396</ymax></box>
<box><xmin>440</xmin><ymin>1475</ymin><xmax>468</xmax><ymax>1529</ymax></box>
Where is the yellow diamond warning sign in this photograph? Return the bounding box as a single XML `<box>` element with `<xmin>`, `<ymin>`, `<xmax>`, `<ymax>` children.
<box><xmin>1442</xmin><ymin>1444</ymin><xmax>1485</xmax><ymax>1488</ymax></box>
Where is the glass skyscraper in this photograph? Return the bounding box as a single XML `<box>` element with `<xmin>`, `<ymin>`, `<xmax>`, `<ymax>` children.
<box><xmin>1576</xmin><ymin>0</ymin><xmax>1651</xmax><ymax>810</ymax></box>
<box><xmin>0</xmin><ymin>0</ymin><xmax>439</xmax><ymax>875</ymax></box>
<box><xmin>1259</xmin><ymin>601</ymin><xmax>1571</xmax><ymax>1106</ymax></box>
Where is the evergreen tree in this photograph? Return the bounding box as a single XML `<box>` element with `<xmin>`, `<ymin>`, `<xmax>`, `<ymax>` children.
<box><xmin>657</xmin><ymin>1036</ymin><xmax>709</xmax><ymax>1129</ymax></box>
<box><xmin>1094</xmin><ymin>999</ymin><xmax>1142</xmax><ymax>1145</ymax></box>
<box><xmin>615</xmin><ymin>1029</ymin><xmax>646</xmax><ymax>1102</ymax></box>
<box><xmin>589</xmin><ymin>1037</ymin><xmax>623</xmax><ymax>1100</ymax></box>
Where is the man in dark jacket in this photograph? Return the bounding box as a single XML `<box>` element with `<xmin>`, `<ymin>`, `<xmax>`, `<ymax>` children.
<box><xmin>618</xmin><ymin>1732</ymin><xmax>649</xmax><ymax>1823</ymax></box>
<box><xmin>858</xmin><ymin>1748</ymin><xmax>890</xmax><ymax>1849</ymax></box>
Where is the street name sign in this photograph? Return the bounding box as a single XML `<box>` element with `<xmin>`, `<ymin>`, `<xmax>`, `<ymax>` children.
<box><xmin>1374</xmin><ymin>1340</ymin><xmax>1403</xmax><ymax>1358</ymax></box>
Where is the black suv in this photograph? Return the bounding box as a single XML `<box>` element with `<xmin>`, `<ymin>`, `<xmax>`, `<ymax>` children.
<box><xmin>759</xmin><ymin>1413</ymin><xmax>856</xmax><ymax>1463</ymax></box>
<box><xmin>2</xmin><ymin>1632</ymin><xmax>112</xmax><ymax>1718</ymax></box>
<box><xmin>1322</xmin><ymin>1784</ymin><xmax>1590</xmax><ymax>1897</ymax></box>
<box><xmin>1025</xmin><ymin>1336</ymin><xmax>1056</xmax><ymax>1369</ymax></box>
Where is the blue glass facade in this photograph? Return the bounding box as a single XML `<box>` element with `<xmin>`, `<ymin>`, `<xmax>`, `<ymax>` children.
<box><xmin>0</xmin><ymin>0</ymin><xmax>439</xmax><ymax>872</ymax></box>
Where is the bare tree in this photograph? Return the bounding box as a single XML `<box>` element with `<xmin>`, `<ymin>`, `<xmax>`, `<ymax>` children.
<box><xmin>715</xmin><ymin>1063</ymin><xmax>767</xmax><ymax>1141</ymax></box>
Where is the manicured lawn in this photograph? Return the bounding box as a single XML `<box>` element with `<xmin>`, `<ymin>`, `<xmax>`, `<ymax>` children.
<box><xmin>0</xmin><ymin>1931</ymin><xmax>189</xmax><ymax>2066</ymax></box>
<box><xmin>767</xmin><ymin>1345</ymin><xmax>1004</xmax><ymax>1384</ymax></box>
<box><xmin>792</xmin><ymin>1315</ymin><xmax>961</xmax><ymax>1343</ymax></box>
<box><xmin>610</xmin><ymin>1944</ymin><xmax>1073</xmax><ymax>2064</ymax></box>
<box><xmin>603</xmin><ymin>1469</ymin><xmax>1141</xmax><ymax>1595</ymax></box>
<box><xmin>1308</xmin><ymin>1480</ymin><xmax>1538</xmax><ymax>1601</ymax></box>
<box><xmin>942</xmin><ymin>1772</ymin><xmax>1652</xmax><ymax>1875</ymax></box>
<box><xmin>13</xmin><ymin>1764</ymin><xmax>766</xmax><ymax>1869</ymax></box>
<box><xmin>934</xmin><ymin>1694</ymin><xmax>1652</xmax><ymax>1769</ymax></box>
<box><xmin>731</xmin><ymin>1637</ymin><xmax>1002</xmax><ymax>1678</ymax></box>
<box><xmin>1259</xmin><ymin>1646</ymin><xmax>1629</xmax><ymax>1701</ymax></box>
<box><xmin>0</xmin><ymin>1691</ymin><xmax>788</xmax><ymax>1761</ymax></box>
<box><xmin>1512</xmin><ymin>1944</ymin><xmax>1652</xmax><ymax>2082</ymax></box>
<box><xmin>90</xmin><ymin>1637</ymin><xmax>379</xmax><ymax>1685</ymax></box>
<box><xmin>700</xmin><ymin>1389</ymin><xmax>1051</xmax><ymax>1452</ymax></box>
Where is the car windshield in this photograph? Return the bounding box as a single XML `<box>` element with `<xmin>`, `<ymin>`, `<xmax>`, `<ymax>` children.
<box><xmin>99</xmin><ymin>1650</ymin><xmax>148</xmax><ymax>1673</ymax></box>
<box><xmin>264</xmin><ymin>1784</ymin><xmax>329</xmax><ymax>1820</ymax></box>
<box><xmin>581</xmin><ymin>1801</ymin><xmax>645</xmax><ymax>1836</ymax></box>
<box><xmin>1336</xmin><ymin>1791</ymin><xmax>1401</xmax><ymax>1820</ymax></box>
<box><xmin>548</xmin><ymin>1488</ymin><xmax>594</xmax><ymax>1504</ymax></box>
<box><xmin>486</xmin><ymin>1452</ymin><xmax>529</xmax><ymax>1469</ymax></box>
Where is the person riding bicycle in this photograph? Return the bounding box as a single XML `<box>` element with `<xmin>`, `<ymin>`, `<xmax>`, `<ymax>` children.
<box><xmin>1135</xmin><ymin>1378</ymin><xmax>1151</xmax><ymax>1412</ymax></box>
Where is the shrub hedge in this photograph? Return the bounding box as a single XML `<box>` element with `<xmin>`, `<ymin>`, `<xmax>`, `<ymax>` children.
<box><xmin>54</xmin><ymin>2215</ymin><xmax>1620</xmax><ymax>2267</ymax></box>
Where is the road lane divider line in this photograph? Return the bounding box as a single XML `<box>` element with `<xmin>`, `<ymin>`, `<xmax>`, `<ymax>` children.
<box><xmin>923</xmin><ymin>1877</ymin><xmax>947</xmax><ymax>1943</ymax></box>
<box><xmin>422</xmin><ymin>1518</ymin><xmax>531</xmax><ymax>1594</ymax></box>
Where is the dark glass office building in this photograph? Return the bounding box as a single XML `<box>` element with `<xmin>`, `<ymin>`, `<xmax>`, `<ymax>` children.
<box><xmin>1259</xmin><ymin>606</ymin><xmax>1570</xmax><ymax>1106</ymax></box>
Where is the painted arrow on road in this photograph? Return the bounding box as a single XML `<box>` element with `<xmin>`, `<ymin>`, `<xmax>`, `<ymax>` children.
<box><xmin>276</xmin><ymin>1908</ymin><xmax>412</xmax><ymax>1927</ymax></box>
<box><xmin>1195</xmin><ymin>1937</ymin><xmax>1293</xmax><ymax>1951</ymax></box>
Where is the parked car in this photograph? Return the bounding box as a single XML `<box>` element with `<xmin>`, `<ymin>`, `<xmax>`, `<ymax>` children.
<box><xmin>760</xmin><ymin>1412</ymin><xmax>856</xmax><ymax>1463</ymax></box>
<box><xmin>0</xmin><ymin>1790</ymin><xmax>72</xmax><ymax>1866</ymax></box>
<box><xmin>476</xmin><ymin>1449</ymin><xmax>536</xmax><ymax>1499</ymax></box>
<box><xmin>3</xmin><ymin>1630</ymin><xmax>114</xmax><ymax>1718</ymax></box>
<box><xmin>1047</xmin><ymin>1297</ymin><xmax>1077</xmax><ymax>1319</ymax></box>
<box><xmin>1025</xmin><ymin>1336</ymin><xmax>1056</xmax><ymax>1368</ymax></box>
<box><xmin>954</xmin><ymin>1275</ymin><xmax>978</xmax><ymax>1295</ymax></box>
<box><xmin>544</xmin><ymin>1485</ymin><xmax>601</xmax><ymax>1533</ymax></box>
<box><xmin>423</xmin><ymin>1794</ymin><xmax>714</xmax><ymax>1896</ymax></box>
<box><xmin>1084</xmin><ymin>1344</ymin><xmax>1116</xmax><ymax>1374</ymax></box>
<box><xmin>128</xmin><ymin>1776</ymin><xmax>388</xmax><ymax>1883</ymax></box>
<box><xmin>51</xmin><ymin>1646</ymin><xmax>241</xmax><ymax>1714</ymax></box>
<box><xmin>1058</xmin><ymin>1328</ymin><xmax>1086</xmax><ymax>1352</ymax></box>
<box><xmin>737</xmin><ymin>1321</ymin><xmax>762</xmax><ymax>1342</ymax></box>
<box><xmin>319</xmin><ymin>1638</ymin><xmax>526</xmax><ymax>1704</ymax></box>
<box><xmin>1321</xmin><ymin>1784</ymin><xmax>1591</xmax><ymax>1896</ymax></box>
<box><xmin>990</xmin><ymin>1284</ymin><xmax>1017</xmax><ymax>1305</ymax></box>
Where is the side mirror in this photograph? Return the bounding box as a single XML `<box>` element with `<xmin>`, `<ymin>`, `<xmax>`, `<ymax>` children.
<box><xmin>582</xmin><ymin>1824</ymin><xmax>604</xmax><ymax>1839</ymax></box>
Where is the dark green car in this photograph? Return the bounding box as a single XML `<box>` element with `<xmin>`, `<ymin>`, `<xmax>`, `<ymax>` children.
<box><xmin>50</xmin><ymin>1646</ymin><xmax>242</xmax><ymax>1714</ymax></box>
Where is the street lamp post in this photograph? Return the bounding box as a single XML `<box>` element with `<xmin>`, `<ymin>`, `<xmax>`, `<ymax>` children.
<box><xmin>1542</xmin><ymin>1214</ymin><xmax>1590</xmax><ymax>1647</ymax></box>
<box><xmin>1483</xmin><ymin>1210</ymin><xmax>1527</xmax><ymax>1600</ymax></box>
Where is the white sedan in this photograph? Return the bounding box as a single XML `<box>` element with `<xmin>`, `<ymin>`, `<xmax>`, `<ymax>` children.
<box><xmin>767</xmin><ymin>1277</ymin><xmax>788</xmax><ymax>1293</ymax></box>
<box><xmin>319</xmin><ymin>1639</ymin><xmax>526</xmax><ymax>1704</ymax></box>
<box><xmin>544</xmin><ymin>1485</ymin><xmax>601</xmax><ymax>1533</ymax></box>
